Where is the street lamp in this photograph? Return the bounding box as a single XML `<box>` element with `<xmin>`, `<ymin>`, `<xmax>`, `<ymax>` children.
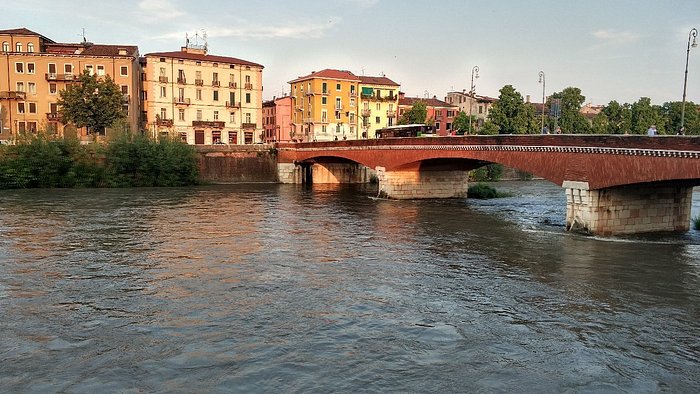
<box><xmin>681</xmin><ymin>27</ymin><xmax>698</xmax><ymax>131</ymax></box>
<box><xmin>469</xmin><ymin>65</ymin><xmax>479</xmax><ymax>134</ymax></box>
<box><xmin>538</xmin><ymin>71</ymin><xmax>546</xmax><ymax>133</ymax></box>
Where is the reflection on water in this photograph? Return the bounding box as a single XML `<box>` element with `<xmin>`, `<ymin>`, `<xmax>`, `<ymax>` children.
<box><xmin>0</xmin><ymin>182</ymin><xmax>698</xmax><ymax>392</ymax></box>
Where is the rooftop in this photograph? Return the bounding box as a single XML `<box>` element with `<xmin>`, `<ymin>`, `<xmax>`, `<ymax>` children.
<box><xmin>145</xmin><ymin>50</ymin><xmax>263</xmax><ymax>68</ymax></box>
<box><xmin>289</xmin><ymin>69</ymin><xmax>360</xmax><ymax>84</ymax></box>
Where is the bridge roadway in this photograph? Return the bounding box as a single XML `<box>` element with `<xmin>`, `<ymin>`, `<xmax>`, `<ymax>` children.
<box><xmin>276</xmin><ymin>135</ymin><xmax>700</xmax><ymax>236</ymax></box>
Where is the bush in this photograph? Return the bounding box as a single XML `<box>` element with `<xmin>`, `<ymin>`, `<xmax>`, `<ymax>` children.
<box><xmin>468</xmin><ymin>182</ymin><xmax>510</xmax><ymax>199</ymax></box>
<box><xmin>0</xmin><ymin>131</ymin><xmax>198</xmax><ymax>189</ymax></box>
<box><xmin>693</xmin><ymin>215</ymin><xmax>700</xmax><ymax>230</ymax></box>
<box><xmin>470</xmin><ymin>164</ymin><xmax>504</xmax><ymax>182</ymax></box>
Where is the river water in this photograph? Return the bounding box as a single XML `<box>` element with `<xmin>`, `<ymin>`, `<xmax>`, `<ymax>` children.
<box><xmin>0</xmin><ymin>181</ymin><xmax>698</xmax><ymax>393</ymax></box>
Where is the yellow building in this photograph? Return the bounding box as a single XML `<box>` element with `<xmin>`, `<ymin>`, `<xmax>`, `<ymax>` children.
<box><xmin>289</xmin><ymin>69</ymin><xmax>360</xmax><ymax>142</ymax></box>
<box><xmin>0</xmin><ymin>28</ymin><xmax>140</xmax><ymax>142</ymax></box>
<box><xmin>143</xmin><ymin>44</ymin><xmax>264</xmax><ymax>145</ymax></box>
<box><xmin>288</xmin><ymin>69</ymin><xmax>400</xmax><ymax>141</ymax></box>
<box><xmin>358</xmin><ymin>76</ymin><xmax>400</xmax><ymax>139</ymax></box>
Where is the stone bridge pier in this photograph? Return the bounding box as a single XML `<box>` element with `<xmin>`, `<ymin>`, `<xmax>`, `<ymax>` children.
<box><xmin>564</xmin><ymin>181</ymin><xmax>693</xmax><ymax>235</ymax></box>
<box><xmin>375</xmin><ymin>166</ymin><xmax>469</xmax><ymax>199</ymax></box>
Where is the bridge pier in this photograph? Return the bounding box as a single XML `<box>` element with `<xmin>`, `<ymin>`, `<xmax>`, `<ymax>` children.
<box><xmin>277</xmin><ymin>162</ymin><xmax>374</xmax><ymax>184</ymax></box>
<box><xmin>376</xmin><ymin>166</ymin><xmax>469</xmax><ymax>199</ymax></box>
<box><xmin>564</xmin><ymin>181</ymin><xmax>693</xmax><ymax>235</ymax></box>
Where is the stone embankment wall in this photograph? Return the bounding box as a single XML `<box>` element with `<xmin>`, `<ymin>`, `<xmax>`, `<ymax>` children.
<box><xmin>195</xmin><ymin>145</ymin><xmax>278</xmax><ymax>183</ymax></box>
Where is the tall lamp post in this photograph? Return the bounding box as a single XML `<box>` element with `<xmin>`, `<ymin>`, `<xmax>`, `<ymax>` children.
<box><xmin>538</xmin><ymin>71</ymin><xmax>546</xmax><ymax>133</ymax></box>
<box><xmin>681</xmin><ymin>27</ymin><xmax>698</xmax><ymax>131</ymax></box>
<box><xmin>469</xmin><ymin>65</ymin><xmax>479</xmax><ymax>134</ymax></box>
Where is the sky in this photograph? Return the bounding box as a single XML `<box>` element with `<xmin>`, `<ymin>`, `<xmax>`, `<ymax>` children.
<box><xmin>4</xmin><ymin>0</ymin><xmax>700</xmax><ymax>105</ymax></box>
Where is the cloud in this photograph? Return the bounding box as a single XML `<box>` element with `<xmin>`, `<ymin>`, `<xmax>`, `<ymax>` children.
<box><xmin>344</xmin><ymin>0</ymin><xmax>379</xmax><ymax>7</ymax></box>
<box><xmin>154</xmin><ymin>17</ymin><xmax>342</xmax><ymax>41</ymax></box>
<box><xmin>591</xmin><ymin>29</ymin><xmax>640</xmax><ymax>44</ymax></box>
<box><xmin>137</xmin><ymin>0</ymin><xmax>184</xmax><ymax>19</ymax></box>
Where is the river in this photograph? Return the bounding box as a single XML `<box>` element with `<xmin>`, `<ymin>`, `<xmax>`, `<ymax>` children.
<box><xmin>0</xmin><ymin>181</ymin><xmax>698</xmax><ymax>392</ymax></box>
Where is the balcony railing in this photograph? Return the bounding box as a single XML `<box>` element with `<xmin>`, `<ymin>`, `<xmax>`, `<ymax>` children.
<box><xmin>46</xmin><ymin>112</ymin><xmax>59</xmax><ymax>121</ymax></box>
<box><xmin>192</xmin><ymin>120</ymin><xmax>225</xmax><ymax>128</ymax></box>
<box><xmin>177</xmin><ymin>77</ymin><xmax>186</xmax><ymax>84</ymax></box>
<box><xmin>45</xmin><ymin>73</ymin><xmax>76</xmax><ymax>82</ymax></box>
<box><xmin>226</xmin><ymin>101</ymin><xmax>241</xmax><ymax>108</ymax></box>
<box><xmin>0</xmin><ymin>91</ymin><xmax>26</xmax><ymax>100</ymax></box>
<box><xmin>173</xmin><ymin>97</ymin><xmax>191</xmax><ymax>105</ymax></box>
<box><xmin>229</xmin><ymin>82</ymin><xmax>237</xmax><ymax>89</ymax></box>
<box><xmin>349</xmin><ymin>91</ymin><xmax>357</xmax><ymax>97</ymax></box>
<box><xmin>361</xmin><ymin>109</ymin><xmax>371</xmax><ymax>117</ymax></box>
<box><xmin>156</xmin><ymin>118</ymin><xmax>174</xmax><ymax>127</ymax></box>
<box><xmin>386</xmin><ymin>110</ymin><xmax>396</xmax><ymax>117</ymax></box>
<box><xmin>159</xmin><ymin>76</ymin><xmax>168</xmax><ymax>83</ymax></box>
<box><xmin>241</xmin><ymin>122</ymin><xmax>256</xmax><ymax>129</ymax></box>
<box><xmin>303</xmin><ymin>118</ymin><xmax>314</xmax><ymax>123</ymax></box>
<box><xmin>320</xmin><ymin>118</ymin><xmax>329</xmax><ymax>124</ymax></box>
<box><xmin>195</xmin><ymin>79</ymin><xmax>204</xmax><ymax>86</ymax></box>
<box><xmin>244</xmin><ymin>83</ymin><xmax>253</xmax><ymax>90</ymax></box>
<box><xmin>45</xmin><ymin>72</ymin><xmax>57</xmax><ymax>81</ymax></box>
<box><xmin>212</xmin><ymin>80</ymin><xmax>220</xmax><ymax>87</ymax></box>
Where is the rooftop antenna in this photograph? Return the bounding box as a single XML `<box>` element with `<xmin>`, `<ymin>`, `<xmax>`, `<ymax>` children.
<box><xmin>203</xmin><ymin>31</ymin><xmax>208</xmax><ymax>52</ymax></box>
<box><xmin>185</xmin><ymin>32</ymin><xmax>189</xmax><ymax>47</ymax></box>
<box><xmin>361</xmin><ymin>67</ymin><xmax>365</xmax><ymax>76</ymax></box>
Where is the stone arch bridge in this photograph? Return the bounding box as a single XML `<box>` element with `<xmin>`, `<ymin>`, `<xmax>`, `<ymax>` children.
<box><xmin>276</xmin><ymin>135</ymin><xmax>700</xmax><ymax>235</ymax></box>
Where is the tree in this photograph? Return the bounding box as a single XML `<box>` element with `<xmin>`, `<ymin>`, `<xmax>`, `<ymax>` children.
<box><xmin>549</xmin><ymin>87</ymin><xmax>589</xmax><ymax>133</ymax></box>
<box><xmin>601</xmin><ymin>100</ymin><xmax>632</xmax><ymax>134</ymax></box>
<box><xmin>660</xmin><ymin>101</ymin><xmax>699</xmax><ymax>134</ymax></box>
<box><xmin>630</xmin><ymin>97</ymin><xmax>664</xmax><ymax>134</ymax></box>
<box><xmin>398</xmin><ymin>101</ymin><xmax>427</xmax><ymax>125</ymax></box>
<box><xmin>57</xmin><ymin>70</ymin><xmax>126</xmax><ymax>135</ymax></box>
<box><xmin>591</xmin><ymin>112</ymin><xmax>609</xmax><ymax>134</ymax></box>
<box><xmin>452</xmin><ymin>111</ymin><xmax>470</xmax><ymax>134</ymax></box>
<box><xmin>488</xmin><ymin>85</ymin><xmax>536</xmax><ymax>134</ymax></box>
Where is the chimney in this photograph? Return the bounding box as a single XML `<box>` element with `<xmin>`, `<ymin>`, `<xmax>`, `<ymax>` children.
<box><xmin>526</xmin><ymin>95</ymin><xmax>531</xmax><ymax>103</ymax></box>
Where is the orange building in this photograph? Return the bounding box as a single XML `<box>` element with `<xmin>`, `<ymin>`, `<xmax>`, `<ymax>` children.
<box><xmin>0</xmin><ymin>28</ymin><xmax>140</xmax><ymax>142</ymax></box>
<box><xmin>398</xmin><ymin>93</ymin><xmax>459</xmax><ymax>136</ymax></box>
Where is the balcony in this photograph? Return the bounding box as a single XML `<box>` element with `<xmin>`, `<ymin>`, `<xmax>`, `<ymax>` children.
<box><xmin>159</xmin><ymin>76</ymin><xmax>168</xmax><ymax>83</ymax></box>
<box><xmin>195</xmin><ymin>79</ymin><xmax>204</xmax><ymax>86</ymax></box>
<box><xmin>226</xmin><ymin>101</ymin><xmax>241</xmax><ymax>108</ymax></box>
<box><xmin>122</xmin><ymin>94</ymin><xmax>130</xmax><ymax>102</ymax></box>
<box><xmin>212</xmin><ymin>80</ymin><xmax>220</xmax><ymax>87</ymax></box>
<box><xmin>241</xmin><ymin>122</ymin><xmax>256</xmax><ymax>129</ymax></box>
<box><xmin>386</xmin><ymin>110</ymin><xmax>396</xmax><ymax>118</ymax></box>
<box><xmin>303</xmin><ymin>118</ymin><xmax>314</xmax><ymax>123</ymax></box>
<box><xmin>320</xmin><ymin>118</ymin><xmax>329</xmax><ymax>124</ymax></box>
<box><xmin>46</xmin><ymin>112</ymin><xmax>59</xmax><ymax>122</ymax></box>
<box><xmin>157</xmin><ymin>118</ymin><xmax>174</xmax><ymax>127</ymax></box>
<box><xmin>361</xmin><ymin>109</ymin><xmax>371</xmax><ymax>117</ymax></box>
<box><xmin>173</xmin><ymin>97</ymin><xmax>191</xmax><ymax>105</ymax></box>
<box><xmin>177</xmin><ymin>77</ymin><xmax>186</xmax><ymax>84</ymax></box>
<box><xmin>0</xmin><ymin>91</ymin><xmax>26</xmax><ymax>100</ymax></box>
<box><xmin>244</xmin><ymin>83</ymin><xmax>253</xmax><ymax>90</ymax></box>
<box><xmin>349</xmin><ymin>91</ymin><xmax>357</xmax><ymax>97</ymax></box>
<box><xmin>45</xmin><ymin>72</ymin><xmax>57</xmax><ymax>81</ymax></box>
<box><xmin>229</xmin><ymin>82</ymin><xmax>237</xmax><ymax>89</ymax></box>
<box><xmin>192</xmin><ymin>120</ymin><xmax>225</xmax><ymax>128</ymax></box>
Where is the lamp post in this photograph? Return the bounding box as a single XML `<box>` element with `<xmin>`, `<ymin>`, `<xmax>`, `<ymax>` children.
<box><xmin>681</xmin><ymin>27</ymin><xmax>698</xmax><ymax>131</ymax></box>
<box><xmin>538</xmin><ymin>71</ymin><xmax>546</xmax><ymax>133</ymax></box>
<box><xmin>469</xmin><ymin>65</ymin><xmax>479</xmax><ymax>134</ymax></box>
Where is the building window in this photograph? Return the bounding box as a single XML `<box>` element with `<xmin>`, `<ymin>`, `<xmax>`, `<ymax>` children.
<box><xmin>1</xmin><ymin>42</ymin><xmax>8</xmax><ymax>52</ymax></box>
<box><xmin>322</xmin><ymin>97</ymin><xmax>327</xmax><ymax>105</ymax></box>
<box><xmin>122</xmin><ymin>85</ymin><xmax>129</xmax><ymax>95</ymax></box>
<box><xmin>436</xmin><ymin>110</ymin><xmax>442</xmax><ymax>116</ymax></box>
<box><xmin>435</xmin><ymin>122</ymin><xmax>441</xmax><ymax>130</ymax></box>
<box><xmin>335</xmin><ymin>97</ymin><xmax>341</xmax><ymax>110</ymax></box>
<box><xmin>49</xmin><ymin>83</ymin><xmax>57</xmax><ymax>94</ymax></box>
<box><xmin>446</xmin><ymin>123</ymin><xmax>452</xmax><ymax>130</ymax></box>
<box><xmin>350</xmin><ymin>98</ymin><xmax>355</xmax><ymax>107</ymax></box>
<box><xmin>15</xmin><ymin>42</ymin><xmax>22</xmax><ymax>52</ymax></box>
<box><xmin>245</xmin><ymin>113</ymin><xmax>251</xmax><ymax>123</ymax></box>
<box><xmin>197</xmin><ymin>110</ymin><xmax>202</xmax><ymax>121</ymax></box>
<box><xmin>230</xmin><ymin>113</ymin><xmax>235</xmax><ymax>123</ymax></box>
<box><xmin>15</xmin><ymin>63</ymin><xmax>23</xmax><ymax>73</ymax></box>
<box><xmin>65</xmin><ymin>64</ymin><xmax>73</xmax><ymax>74</ymax></box>
<box><xmin>322</xmin><ymin>110</ymin><xmax>327</xmax><ymax>122</ymax></box>
<box><xmin>120</xmin><ymin>66</ymin><xmax>128</xmax><ymax>76</ymax></box>
<box><xmin>245</xmin><ymin>75</ymin><xmax>251</xmax><ymax>84</ymax></box>
<box><xmin>213</xmin><ymin>111</ymin><xmax>219</xmax><ymax>120</ymax></box>
<box><xmin>178</xmin><ymin>87</ymin><xmax>184</xmax><ymax>101</ymax></box>
<box><xmin>160</xmin><ymin>108</ymin><xmax>166</xmax><ymax>119</ymax></box>
<box><xmin>478</xmin><ymin>105</ymin><xmax>483</xmax><ymax>114</ymax></box>
<box><xmin>375</xmin><ymin>116</ymin><xmax>380</xmax><ymax>124</ymax></box>
<box><xmin>196</xmin><ymin>89</ymin><xmax>202</xmax><ymax>100</ymax></box>
<box><xmin>335</xmin><ymin>110</ymin><xmax>341</xmax><ymax>120</ymax></box>
<box><xmin>16</xmin><ymin>82</ymin><xmax>24</xmax><ymax>92</ymax></box>
<box><xmin>29</xmin><ymin>102</ymin><xmax>37</xmax><ymax>113</ymax></box>
<box><xmin>336</xmin><ymin>83</ymin><xmax>341</xmax><ymax>91</ymax></box>
<box><xmin>213</xmin><ymin>91</ymin><xmax>219</xmax><ymax>101</ymax></box>
<box><xmin>27</xmin><ymin>63</ymin><xmax>35</xmax><ymax>74</ymax></box>
<box><xmin>213</xmin><ymin>63</ymin><xmax>218</xmax><ymax>68</ymax></box>
<box><xmin>28</xmin><ymin>83</ymin><xmax>36</xmax><ymax>95</ymax></box>
<box><xmin>97</xmin><ymin>65</ymin><xmax>105</xmax><ymax>76</ymax></box>
<box><xmin>18</xmin><ymin>102</ymin><xmax>25</xmax><ymax>113</ymax></box>
<box><xmin>245</xmin><ymin>93</ymin><xmax>251</xmax><ymax>104</ymax></box>
<box><xmin>85</xmin><ymin>65</ymin><xmax>94</xmax><ymax>75</ymax></box>
<box><xmin>160</xmin><ymin>86</ymin><xmax>166</xmax><ymax>98</ymax></box>
<box><xmin>159</xmin><ymin>67</ymin><xmax>166</xmax><ymax>78</ymax></box>
<box><xmin>213</xmin><ymin>72</ymin><xmax>219</xmax><ymax>83</ymax></box>
<box><xmin>178</xmin><ymin>109</ymin><xmax>185</xmax><ymax>121</ymax></box>
<box><xmin>376</xmin><ymin>103</ymin><xmax>380</xmax><ymax>110</ymax></box>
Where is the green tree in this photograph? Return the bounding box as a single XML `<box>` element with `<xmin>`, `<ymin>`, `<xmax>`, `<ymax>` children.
<box><xmin>661</xmin><ymin>101</ymin><xmax>699</xmax><ymax>134</ymax></box>
<box><xmin>630</xmin><ymin>97</ymin><xmax>665</xmax><ymax>134</ymax></box>
<box><xmin>488</xmin><ymin>85</ymin><xmax>536</xmax><ymax>134</ymax></box>
<box><xmin>591</xmin><ymin>112</ymin><xmax>609</xmax><ymax>134</ymax></box>
<box><xmin>601</xmin><ymin>100</ymin><xmax>632</xmax><ymax>134</ymax></box>
<box><xmin>57</xmin><ymin>70</ymin><xmax>126</xmax><ymax>135</ymax></box>
<box><xmin>549</xmin><ymin>87</ymin><xmax>589</xmax><ymax>133</ymax></box>
<box><xmin>398</xmin><ymin>101</ymin><xmax>427</xmax><ymax>125</ymax></box>
<box><xmin>479</xmin><ymin>120</ymin><xmax>499</xmax><ymax>135</ymax></box>
<box><xmin>452</xmin><ymin>111</ymin><xmax>470</xmax><ymax>134</ymax></box>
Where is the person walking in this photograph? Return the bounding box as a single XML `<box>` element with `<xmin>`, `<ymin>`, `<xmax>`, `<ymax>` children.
<box><xmin>647</xmin><ymin>125</ymin><xmax>657</xmax><ymax>136</ymax></box>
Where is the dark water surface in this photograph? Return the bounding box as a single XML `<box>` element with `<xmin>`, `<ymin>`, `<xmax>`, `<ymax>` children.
<box><xmin>1</xmin><ymin>182</ymin><xmax>699</xmax><ymax>393</ymax></box>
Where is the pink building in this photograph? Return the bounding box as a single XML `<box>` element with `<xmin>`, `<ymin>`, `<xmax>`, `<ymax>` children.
<box><xmin>397</xmin><ymin>93</ymin><xmax>459</xmax><ymax>136</ymax></box>
<box><xmin>262</xmin><ymin>95</ymin><xmax>292</xmax><ymax>143</ymax></box>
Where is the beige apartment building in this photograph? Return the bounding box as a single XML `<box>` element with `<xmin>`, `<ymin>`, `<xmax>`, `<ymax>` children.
<box><xmin>143</xmin><ymin>44</ymin><xmax>264</xmax><ymax>145</ymax></box>
<box><xmin>0</xmin><ymin>28</ymin><xmax>140</xmax><ymax>141</ymax></box>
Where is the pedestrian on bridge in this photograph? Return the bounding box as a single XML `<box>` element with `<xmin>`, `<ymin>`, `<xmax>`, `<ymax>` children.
<box><xmin>647</xmin><ymin>125</ymin><xmax>657</xmax><ymax>136</ymax></box>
